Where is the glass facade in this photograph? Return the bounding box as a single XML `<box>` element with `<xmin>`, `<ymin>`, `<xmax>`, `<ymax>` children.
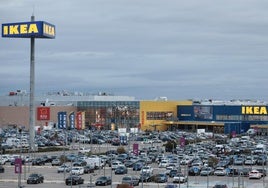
<box><xmin>77</xmin><ymin>101</ymin><xmax>140</xmax><ymax>130</ymax></box>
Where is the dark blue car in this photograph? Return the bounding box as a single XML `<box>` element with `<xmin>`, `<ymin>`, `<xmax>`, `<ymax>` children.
<box><xmin>115</xmin><ymin>165</ymin><xmax>128</xmax><ymax>174</ymax></box>
<box><xmin>133</xmin><ymin>162</ymin><xmax>143</xmax><ymax>171</ymax></box>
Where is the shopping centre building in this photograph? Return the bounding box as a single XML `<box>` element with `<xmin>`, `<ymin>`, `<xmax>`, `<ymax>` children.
<box><xmin>0</xmin><ymin>90</ymin><xmax>267</xmax><ymax>134</ymax></box>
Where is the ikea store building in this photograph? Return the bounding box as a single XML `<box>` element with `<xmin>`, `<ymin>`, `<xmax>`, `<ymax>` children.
<box><xmin>0</xmin><ymin>92</ymin><xmax>268</xmax><ymax>135</ymax></box>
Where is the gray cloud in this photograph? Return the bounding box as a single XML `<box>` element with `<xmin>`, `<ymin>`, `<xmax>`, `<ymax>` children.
<box><xmin>1</xmin><ymin>0</ymin><xmax>268</xmax><ymax>101</ymax></box>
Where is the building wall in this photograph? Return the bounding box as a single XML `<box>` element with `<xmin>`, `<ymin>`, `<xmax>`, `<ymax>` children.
<box><xmin>178</xmin><ymin>105</ymin><xmax>268</xmax><ymax>124</ymax></box>
<box><xmin>0</xmin><ymin>106</ymin><xmax>28</xmax><ymax>127</ymax></box>
<box><xmin>140</xmin><ymin>100</ymin><xmax>192</xmax><ymax>131</ymax></box>
<box><xmin>0</xmin><ymin>100</ymin><xmax>194</xmax><ymax>131</ymax></box>
<box><xmin>0</xmin><ymin>106</ymin><xmax>76</xmax><ymax>129</ymax></box>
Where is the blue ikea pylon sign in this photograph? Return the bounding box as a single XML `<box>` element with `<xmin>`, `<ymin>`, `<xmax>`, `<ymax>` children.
<box><xmin>2</xmin><ymin>21</ymin><xmax>55</xmax><ymax>38</ymax></box>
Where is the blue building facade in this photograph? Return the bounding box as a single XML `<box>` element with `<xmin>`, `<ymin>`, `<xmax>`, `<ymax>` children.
<box><xmin>177</xmin><ymin>105</ymin><xmax>268</xmax><ymax>134</ymax></box>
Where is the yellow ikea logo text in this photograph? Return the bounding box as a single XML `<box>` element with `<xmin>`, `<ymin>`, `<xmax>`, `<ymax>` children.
<box><xmin>242</xmin><ymin>106</ymin><xmax>267</xmax><ymax>115</ymax></box>
<box><xmin>43</xmin><ymin>23</ymin><xmax>55</xmax><ymax>36</ymax></box>
<box><xmin>3</xmin><ymin>24</ymin><xmax>38</xmax><ymax>35</ymax></box>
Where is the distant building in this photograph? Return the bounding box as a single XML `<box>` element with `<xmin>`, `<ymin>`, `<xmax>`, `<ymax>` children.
<box><xmin>0</xmin><ymin>91</ymin><xmax>267</xmax><ymax>134</ymax></box>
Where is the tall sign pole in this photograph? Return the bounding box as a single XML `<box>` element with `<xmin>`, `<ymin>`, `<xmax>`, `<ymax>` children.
<box><xmin>29</xmin><ymin>15</ymin><xmax>36</xmax><ymax>152</ymax></box>
<box><xmin>2</xmin><ymin>17</ymin><xmax>56</xmax><ymax>184</ymax></box>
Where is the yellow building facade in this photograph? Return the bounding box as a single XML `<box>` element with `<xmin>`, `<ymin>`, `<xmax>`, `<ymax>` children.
<box><xmin>139</xmin><ymin>100</ymin><xmax>192</xmax><ymax>131</ymax></box>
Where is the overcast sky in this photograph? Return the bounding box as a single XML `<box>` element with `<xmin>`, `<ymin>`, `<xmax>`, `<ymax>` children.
<box><xmin>1</xmin><ymin>0</ymin><xmax>268</xmax><ymax>101</ymax></box>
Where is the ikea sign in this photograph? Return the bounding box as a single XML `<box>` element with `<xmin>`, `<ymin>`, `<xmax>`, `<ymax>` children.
<box><xmin>242</xmin><ymin>106</ymin><xmax>268</xmax><ymax>115</ymax></box>
<box><xmin>2</xmin><ymin>21</ymin><xmax>55</xmax><ymax>38</ymax></box>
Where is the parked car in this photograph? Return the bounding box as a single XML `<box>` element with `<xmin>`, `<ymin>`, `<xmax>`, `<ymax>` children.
<box><xmin>239</xmin><ymin>168</ymin><xmax>251</xmax><ymax>177</ymax></box>
<box><xmin>200</xmin><ymin>167</ymin><xmax>214</xmax><ymax>176</ymax></box>
<box><xmin>111</xmin><ymin>160</ymin><xmax>123</xmax><ymax>170</ymax></box>
<box><xmin>214</xmin><ymin>167</ymin><xmax>226</xmax><ymax>176</ymax></box>
<box><xmin>159</xmin><ymin>160</ymin><xmax>169</xmax><ymax>168</ymax></box>
<box><xmin>95</xmin><ymin>176</ymin><xmax>112</xmax><ymax>186</ymax></box>
<box><xmin>70</xmin><ymin>167</ymin><xmax>84</xmax><ymax>175</ymax></box>
<box><xmin>51</xmin><ymin>158</ymin><xmax>63</xmax><ymax>166</ymax></box>
<box><xmin>233</xmin><ymin>158</ymin><xmax>244</xmax><ymax>165</ymax></box>
<box><xmin>169</xmin><ymin>169</ymin><xmax>180</xmax><ymax>178</ymax></box>
<box><xmin>115</xmin><ymin>165</ymin><xmax>128</xmax><ymax>175</ymax></box>
<box><xmin>32</xmin><ymin>158</ymin><xmax>45</xmax><ymax>166</ymax></box>
<box><xmin>78</xmin><ymin>147</ymin><xmax>91</xmax><ymax>154</ymax></box>
<box><xmin>84</xmin><ymin>165</ymin><xmax>94</xmax><ymax>174</ymax></box>
<box><xmin>121</xmin><ymin>175</ymin><xmax>140</xmax><ymax>186</ymax></box>
<box><xmin>244</xmin><ymin>156</ymin><xmax>256</xmax><ymax>165</ymax></box>
<box><xmin>154</xmin><ymin>173</ymin><xmax>168</xmax><ymax>183</ymax></box>
<box><xmin>57</xmin><ymin>164</ymin><xmax>71</xmax><ymax>173</ymax></box>
<box><xmin>249</xmin><ymin>169</ymin><xmax>262</xmax><ymax>179</ymax></box>
<box><xmin>228</xmin><ymin>168</ymin><xmax>239</xmax><ymax>176</ymax></box>
<box><xmin>73</xmin><ymin>159</ymin><xmax>87</xmax><ymax>167</ymax></box>
<box><xmin>65</xmin><ymin>175</ymin><xmax>84</xmax><ymax>185</ymax></box>
<box><xmin>256</xmin><ymin>156</ymin><xmax>267</xmax><ymax>165</ymax></box>
<box><xmin>256</xmin><ymin>168</ymin><xmax>267</xmax><ymax>177</ymax></box>
<box><xmin>188</xmin><ymin>166</ymin><xmax>201</xmax><ymax>176</ymax></box>
<box><xmin>139</xmin><ymin>172</ymin><xmax>154</xmax><ymax>183</ymax></box>
<box><xmin>27</xmin><ymin>173</ymin><xmax>44</xmax><ymax>184</ymax></box>
<box><xmin>133</xmin><ymin>162</ymin><xmax>143</xmax><ymax>171</ymax></box>
<box><xmin>140</xmin><ymin>166</ymin><xmax>153</xmax><ymax>174</ymax></box>
<box><xmin>173</xmin><ymin>173</ymin><xmax>188</xmax><ymax>183</ymax></box>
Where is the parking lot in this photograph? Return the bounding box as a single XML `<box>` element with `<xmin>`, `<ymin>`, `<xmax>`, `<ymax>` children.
<box><xmin>1</xmin><ymin>128</ymin><xmax>268</xmax><ymax>188</ymax></box>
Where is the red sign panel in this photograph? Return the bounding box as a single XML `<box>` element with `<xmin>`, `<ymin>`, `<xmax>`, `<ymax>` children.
<box><xmin>133</xmin><ymin>143</ymin><xmax>139</xmax><ymax>156</ymax></box>
<box><xmin>37</xmin><ymin>107</ymin><xmax>50</xmax><ymax>120</ymax></box>
<box><xmin>14</xmin><ymin>158</ymin><xmax>22</xmax><ymax>174</ymax></box>
<box><xmin>76</xmin><ymin>111</ymin><xmax>82</xmax><ymax>130</ymax></box>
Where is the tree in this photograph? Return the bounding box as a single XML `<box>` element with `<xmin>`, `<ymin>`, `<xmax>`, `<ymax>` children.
<box><xmin>117</xmin><ymin>146</ymin><xmax>126</xmax><ymax>154</ymax></box>
<box><xmin>164</xmin><ymin>140</ymin><xmax>177</xmax><ymax>152</ymax></box>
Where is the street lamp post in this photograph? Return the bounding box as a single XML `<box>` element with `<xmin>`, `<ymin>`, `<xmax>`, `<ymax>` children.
<box><xmin>18</xmin><ymin>128</ymin><xmax>22</xmax><ymax>188</ymax></box>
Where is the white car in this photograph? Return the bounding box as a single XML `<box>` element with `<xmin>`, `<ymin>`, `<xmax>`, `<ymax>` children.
<box><xmin>111</xmin><ymin>160</ymin><xmax>123</xmax><ymax>170</ymax></box>
<box><xmin>140</xmin><ymin>166</ymin><xmax>153</xmax><ymax>174</ymax></box>
<box><xmin>214</xmin><ymin>167</ymin><xmax>226</xmax><ymax>176</ymax></box>
<box><xmin>0</xmin><ymin>156</ymin><xmax>9</xmax><ymax>165</ymax></box>
<box><xmin>70</xmin><ymin>167</ymin><xmax>84</xmax><ymax>175</ymax></box>
<box><xmin>173</xmin><ymin>173</ymin><xmax>188</xmax><ymax>183</ymax></box>
<box><xmin>57</xmin><ymin>164</ymin><xmax>71</xmax><ymax>173</ymax></box>
<box><xmin>244</xmin><ymin>156</ymin><xmax>256</xmax><ymax>165</ymax></box>
<box><xmin>249</xmin><ymin>170</ymin><xmax>262</xmax><ymax>179</ymax></box>
<box><xmin>78</xmin><ymin>147</ymin><xmax>91</xmax><ymax>154</ymax></box>
<box><xmin>159</xmin><ymin>160</ymin><xmax>169</xmax><ymax>168</ymax></box>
